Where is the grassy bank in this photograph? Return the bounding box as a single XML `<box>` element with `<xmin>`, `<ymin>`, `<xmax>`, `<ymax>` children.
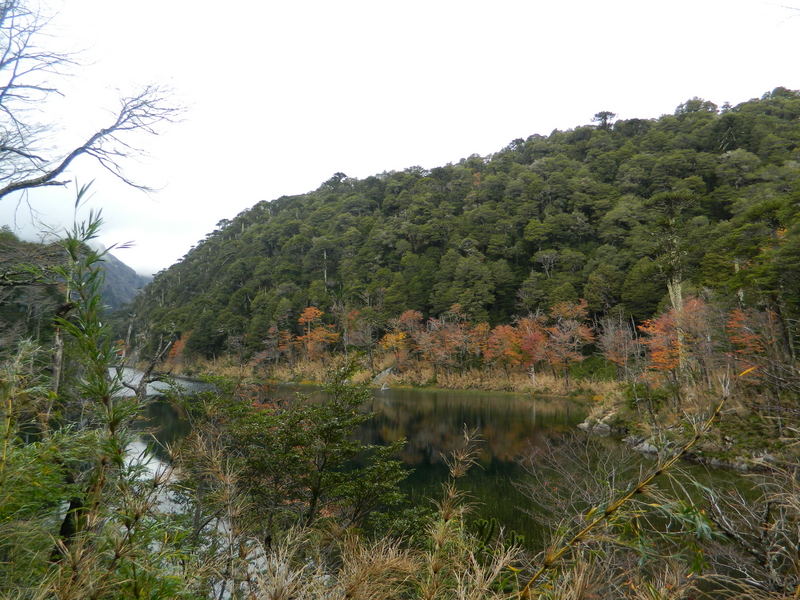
<box><xmin>157</xmin><ymin>354</ymin><xmax>621</xmax><ymax>399</ymax></box>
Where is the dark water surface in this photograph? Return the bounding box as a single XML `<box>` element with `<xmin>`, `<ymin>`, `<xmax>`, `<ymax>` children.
<box><xmin>138</xmin><ymin>380</ymin><xmax>748</xmax><ymax>546</ymax></box>
<box><xmin>139</xmin><ymin>379</ymin><xmax>587</xmax><ymax>542</ymax></box>
<box><xmin>361</xmin><ymin>387</ymin><xmax>586</xmax><ymax>539</ymax></box>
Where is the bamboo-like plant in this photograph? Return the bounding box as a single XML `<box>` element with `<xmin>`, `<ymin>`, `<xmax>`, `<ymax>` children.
<box><xmin>0</xmin><ymin>193</ymin><xmax>201</xmax><ymax>598</ymax></box>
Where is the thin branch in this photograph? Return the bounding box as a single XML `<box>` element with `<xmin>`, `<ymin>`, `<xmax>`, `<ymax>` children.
<box><xmin>519</xmin><ymin>391</ymin><xmax>729</xmax><ymax>597</ymax></box>
<box><xmin>0</xmin><ymin>3</ymin><xmax>176</xmax><ymax>200</ymax></box>
<box><xmin>0</xmin><ymin>86</ymin><xmax>180</xmax><ymax>200</ymax></box>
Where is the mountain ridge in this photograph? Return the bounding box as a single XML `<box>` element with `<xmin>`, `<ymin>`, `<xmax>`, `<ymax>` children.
<box><xmin>1</xmin><ymin>227</ymin><xmax>150</xmax><ymax>342</ymax></box>
<box><xmin>127</xmin><ymin>88</ymin><xmax>800</xmax><ymax>359</ymax></box>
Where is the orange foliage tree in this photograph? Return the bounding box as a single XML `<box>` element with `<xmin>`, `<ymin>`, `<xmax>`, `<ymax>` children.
<box><xmin>298</xmin><ymin>326</ymin><xmax>340</xmax><ymax>361</ymax></box>
<box><xmin>516</xmin><ymin>316</ymin><xmax>548</xmax><ymax>381</ymax></box>
<box><xmin>639</xmin><ymin>297</ymin><xmax>719</xmax><ymax>388</ymax></box>
<box><xmin>726</xmin><ymin>308</ymin><xmax>767</xmax><ymax>360</ymax></box>
<box><xmin>166</xmin><ymin>332</ymin><xmax>189</xmax><ymax>366</ymax></box>
<box><xmin>725</xmin><ymin>307</ymin><xmax>797</xmax><ymax>413</ymax></box>
<box><xmin>298</xmin><ymin>306</ymin><xmax>324</xmax><ymax>335</ymax></box>
<box><xmin>638</xmin><ymin>311</ymin><xmax>680</xmax><ymax>376</ymax></box>
<box><xmin>296</xmin><ymin>306</ymin><xmax>339</xmax><ymax>360</ymax></box>
<box><xmin>379</xmin><ymin>331</ymin><xmax>409</xmax><ymax>368</ymax></box>
<box><xmin>484</xmin><ymin>325</ymin><xmax>524</xmax><ymax>377</ymax></box>
<box><xmin>252</xmin><ymin>326</ymin><xmax>296</xmax><ymax>370</ymax></box>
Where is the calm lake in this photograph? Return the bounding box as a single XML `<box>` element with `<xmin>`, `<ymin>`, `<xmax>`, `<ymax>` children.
<box><xmin>134</xmin><ymin>374</ymin><xmax>586</xmax><ymax>542</ymax></box>
<box><xmin>133</xmin><ymin>375</ymin><xmax>743</xmax><ymax>546</ymax></box>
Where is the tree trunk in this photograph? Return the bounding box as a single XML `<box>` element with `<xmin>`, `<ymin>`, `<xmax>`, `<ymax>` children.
<box><xmin>667</xmin><ymin>276</ymin><xmax>687</xmax><ymax>375</ymax></box>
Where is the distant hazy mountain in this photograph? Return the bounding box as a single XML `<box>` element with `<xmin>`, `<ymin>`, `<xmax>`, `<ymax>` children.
<box><xmin>100</xmin><ymin>252</ymin><xmax>151</xmax><ymax>310</ymax></box>
<box><xmin>0</xmin><ymin>227</ymin><xmax>149</xmax><ymax>327</ymax></box>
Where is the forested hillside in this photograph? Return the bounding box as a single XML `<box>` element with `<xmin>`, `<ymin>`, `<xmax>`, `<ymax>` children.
<box><xmin>130</xmin><ymin>88</ymin><xmax>800</xmax><ymax>360</ymax></box>
<box><xmin>1</xmin><ymin>227</ymin><xmax>149</xmax><ymax>343</ymax></box>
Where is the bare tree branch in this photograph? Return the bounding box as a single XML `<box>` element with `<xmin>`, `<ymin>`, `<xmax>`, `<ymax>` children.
<box><xmin>0</xmin><ymin>1</ymin><xmax>179</xmax><ymax>201</ymax></box>
<box><xmin>0</xmin><ymin>86</ymin><xmax>179</xmax><ymax>200</ymax></box>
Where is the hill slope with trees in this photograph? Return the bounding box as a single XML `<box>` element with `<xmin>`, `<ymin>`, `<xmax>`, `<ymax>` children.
<box><xmin>0</xmin><ymin>227</ymin><xmax>148</xmax><ymax>344</ymax></box>
<box><xmin>129</xmin><ymin>88</ymin><xmax>800</xmax><ymax>366</ymax></box>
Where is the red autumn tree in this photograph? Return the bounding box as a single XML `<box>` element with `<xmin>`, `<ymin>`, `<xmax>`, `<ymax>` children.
<box><xmin>393</xmin><ymin>309</ymin><xmax>424</xmax><ymax>335</ymax></box>
<box><xmin>484</xmin><ymin>325</ymin><xmax>524</xmax><ymax>377</ymax></box>
<box><xmin>515</xmin><ymin>316</ymin><xmax>548</xmax><ymax>381</ymax></box>
<box><xmin>296</xmin><ymin>306</ymin><xmax>339</xmax><ymax>360</ymax></box>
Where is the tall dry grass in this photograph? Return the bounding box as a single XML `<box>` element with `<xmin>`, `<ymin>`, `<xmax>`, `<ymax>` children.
<box><xmin>178</xmin><ymin>354</ymin><xmax>623</xmax><ymax>400</ymax></box>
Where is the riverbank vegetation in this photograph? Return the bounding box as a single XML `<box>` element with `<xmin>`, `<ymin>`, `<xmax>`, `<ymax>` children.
<box><xmin>150</xmin><ymin>289</ymin><xmax>797</xmax><ymax>469</ymax></box>
<box><xmin>15</xmin><ymin>225</ymin><xmax>789</xmax><ymax>597</ymax></box>
<box><xmin>2</xmin><ymin>181</ymin><xmax>798</xmax><ymax>597</ymax></box>
<box><xmin>4</xmin><ymin>108</ymin><xmax>800</xmax><ymax>600</ymax></box>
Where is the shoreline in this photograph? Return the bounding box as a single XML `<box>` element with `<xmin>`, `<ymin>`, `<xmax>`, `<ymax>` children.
<box><xmin>149</xmin><ymin>360</ymin><xmax>793</xmax><ymax>474</ymax></box>
<box><xmin>576</xmin><ymin>414</ymin><xmax>789</xmax><ymax>474</ymax></box>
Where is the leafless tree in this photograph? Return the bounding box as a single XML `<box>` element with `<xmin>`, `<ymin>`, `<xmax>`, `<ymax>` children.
<box><xmin>0</xmin><ymin>0</ymin><xmax>178</xmax><ymax>202</ymax></box>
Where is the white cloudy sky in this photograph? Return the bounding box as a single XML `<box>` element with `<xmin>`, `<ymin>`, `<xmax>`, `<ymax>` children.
<box><xmin>1</xmin><ymin>0</ymin><xmax>799</xmax><ymax>275</ymax></box>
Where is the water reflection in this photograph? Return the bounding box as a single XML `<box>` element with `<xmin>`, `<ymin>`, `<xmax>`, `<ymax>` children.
<box><xmin>363</xmin><ymin>388</ymin><xmax>582</xmax><ymax>464</ymax></box>
<box><xmin>138</xmin><ymin>400</ymin><xmax>191</xmax><ymax>461</ymax></box>
<box><xmin>140</xmin><ymin>383</ymin><xmax>586</xmax><ymax>543</ymax></box>
<box><xmin>361</xmin><ymin>388</ymin><xmax>585</xmax><ymax>540</ymax></box>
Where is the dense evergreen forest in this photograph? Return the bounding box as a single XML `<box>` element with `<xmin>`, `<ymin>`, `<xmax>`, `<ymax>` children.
<box><xmin>130</xmin><ymin>89</ymin><xmax>800</xmax><ymax>364</ymax></box>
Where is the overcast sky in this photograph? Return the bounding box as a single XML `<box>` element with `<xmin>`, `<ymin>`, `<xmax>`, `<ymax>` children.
<box><xmin>1</xmin><ymin>0</ymin><xmax>799</xmax><ymax>275</ymax></box>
